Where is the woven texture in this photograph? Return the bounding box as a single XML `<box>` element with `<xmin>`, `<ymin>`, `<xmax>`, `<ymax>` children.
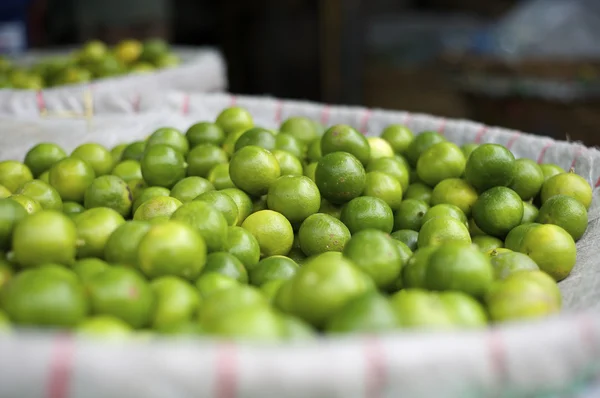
<box><xmin>0</xmin><ymin>92</ymin><xmax>600</xmax><ymax>398</ymax></box>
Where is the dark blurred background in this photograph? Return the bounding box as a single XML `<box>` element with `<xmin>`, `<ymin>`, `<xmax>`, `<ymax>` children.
<box><xmin>3</xmin><ymin>0</ymin><xmax>600</xmax><ymax>146</ymax></box>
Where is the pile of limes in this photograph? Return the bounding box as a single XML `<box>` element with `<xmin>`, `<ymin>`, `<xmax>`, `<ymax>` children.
<box><xmin>0</xmin><ymin>107</ymin><xmax>592</xmax><ymax>340</ymax></box>
<box><xmin>0</xmin><ymin>38</ymin><xmax>180</xmax><ymax>90</ymax></box>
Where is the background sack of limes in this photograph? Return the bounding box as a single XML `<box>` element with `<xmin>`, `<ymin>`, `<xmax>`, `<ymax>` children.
<box><xmin>2</xmin><ymin>92</ymin><xmax>600</xmax><ymax>397</ymax></box>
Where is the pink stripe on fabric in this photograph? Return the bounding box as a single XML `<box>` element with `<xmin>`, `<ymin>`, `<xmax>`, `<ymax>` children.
<box><xmin>594</xmin><ymin>176</ymin><xmax>600</xmax><ymax>188</ymax></box>
<box><xmin>570</xmin><ymin>147</ymin><xmax>584</xmax><ymax>170</ymax></box>
<box><xmin>473</xmin><ymin>126</ymin><xmax>488</xmax><ymax>144</ymax></box>
<box><xmin>273</xmin><ymin>100</ymin><xmax>284</xmax><ymax>124</ymax></box>
<box><xmin>215</xmin><ymin>342</ymin><xmax>238</xmax><ymax>398</ymax></box>
<box><xmin>438</xmin><ymin>119</ymin><xmax>447</xmax><ymax>135</ymax></box>
<box><xmin>36</xmin><ymin>90</ymin><xmax>46</xmax><ymax>114</ymax></box>
<box><xmin>577</xmin><ymin>315</ymin><xmax>598</xmax><ymax>352</ymax></box>
<box><xmin>46</xmin><ymin>334</ymin><xmax>75</xmax><ymax>398</ymax></box>
<box><xmin>364</xmin><ymin>336</ymin><xmax>386</xmax><ymax>398</ymax></box>
<box><xmin>505</xmin><ymin>132</ymin><xmax>521</xmax><ymax>150</ymax></box>
<box><xmin>320</xmin><ymin>105</ymin><xmax>331</xmax><ymax>126</ymax></box>
<box><xmin>537</xmin><ymin>141</ymin><xmax>554</xmax><ymax>164</ymax></box>
<box><xmin>486</xmin><ymin>329</ymin><xmax>507</xmax><ymax>386</ymax></box>
<box><xmin>132</xmin><ymin>93</ymin><xmax>141</xmax><ymax>113</ymax></box>
<box><xmin>403</xmin><ymin>113</ymin><xmax>412</xmax><ymax>126</ymax></box>
<box><xmin>229</xmin><ymin>95</ymin><xmax>237</xmax><ymax>107</ymax></box>
<box><xmin>181</xmin><ymin>94</ymin><xmax>190</xmax><ymax>116</ymax></box>
<box><xmin>359</xmin><ymin>109</ymin><xmax>372</xmax><ymax>134</ymax></box>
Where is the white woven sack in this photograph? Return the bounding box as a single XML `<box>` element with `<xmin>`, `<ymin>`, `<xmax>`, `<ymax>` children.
<box><xmin>1</xmin><ymin>92</ymin><xmax>600</xmax><ymax>398</ymax></box>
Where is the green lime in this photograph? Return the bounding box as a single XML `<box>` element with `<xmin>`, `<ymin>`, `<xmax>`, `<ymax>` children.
<box><xmin>439</xmin><ymin>291</ymin><xmax>487</xmax><ymax>327</ymax></box>
<box><xmin>75</xmin><ymin>207</ymin><xmax>125</xmax><ymax>259</ymax></box>
<box><xmin>202</xmin><ymin>252</ymin><xmax>247</xmax><ymax>283</ymax></box>
<box><xmin>464</xmin><ymin>144</ymin><xmax>515</xmax><ymax>192</ymax></box>
<box><xmin>490</xmin><ymin>251</ymin><xmax>539</xmax><ymax>280</ymax></box>
<box><xmin>234</xmin><ymin>127</ymin><xmax>276</xmax><ymax>151</ymax></box>
<box><xmin>140</xmin><ymin>144</ymin><xmax>186</xmax><ymax>188</ymax></box>
<box><xmin>517</xmin><ymin>224</ymin><xmax>576</xmax><ymax>281</ymax></box>
<box><xmin>315</xmin><ymin>152</ymin><xmax>366</xmax><ymax>204</ymax></box>
<box><xmin>417</xmin><ymin>142</ymin><xmax>466</xmax><ymax>187</ymax></box>
<box><xmin>298</xmin><ymin>213</ymin><xmax>351</xmax><ymax>256</ymax></box>
<box><xmin>421</xmin><ymin>203</ymin><xmax>467</xmax><ymax>227</ymax></box>
<box><xmin>71</xmin><ymin>143</ymin><xmax>113</xmax><ymax>176</ymax></box>
<box><xmin>83</xmin><ymin>175</ymin><xmax>132</xmax><ymax>217</ymax></box>
<box><xmin>38</xmin><ymin>171</ymin><xmax>50</xmax><ymax>184</ymax></box>
<box><xmin>170</xmin><ymin>176</ymin><xmax>214</xmax><ymax>203</ymax></box>
<box><xmin>390</xmin><ymin>229</ymin><xmax>419</xmax><ymax>251</ymax></box>
<box><xmin>186</xmin><ymin>122</ymin><xmax>226</xmax><ymax>148</ymax></box>
<box><xmin>273</xmin><ymin>279</ymin><xmax>295</xmax><ymax>313</ymax></box>
<box><xmin>485</xmin><ymin>270</ymin><xmax>561</xmax><ymax>322</ymax></box>
<box><xmin>340</xmin><ymin>196</ymin><xmax>394</xmax><ymax>234</ymax></box>
<box><xmin>405</xmin><ymin>131</ymin><xmax>446</xmax><ymax>167</ymax></box>
<box><xmin>224</xmin><ymin>226</ymin><xmax>261</xmax><ymax>271</ymax></box>
<box><xmin>540</xmin><ymin>163</ymin><xmax>565</xmax><ymax>181</ymax></box>
<box><xmin>363</xmin><ymin>171</ymin><xmax>403</xmax><ymax>211</ymax></box>
<box><xmin>306</xmin><ymin>139</ymin><xmax>322</xmax><ymax>163</ymax></box>
<box><xmin>111</xmin><ymin>160</ymin><xmax>142</xmax><ymax>182</ymax></box>
<box><xmin>390</xmin><ymin>289</ymin><xmax>453</xmax><ymax>329</ymax></box>
<box><xmin>473</xmin><ymin>187</ymin><xmax>523</xmax><ymax>238</ymax></box>
<box><xmin>2</xmin><ymin>266</ymin><xmax>88</xmax><ymax>327</ymax></box>
<box><xmin>326</xmin><ymin>291</ymin><xmax>398</xmax><ymax>334</ymax></box>
<box><xmin>199</xmin><ymin>284</ymin><xmax>266</xmax><ymax>325</ymax></box>
<box><xmin>222</xmin><ymin>129</ymin><xmax>247</xmax><ymax>157</ymax></box>
<box><xmin>207</xmin><ymin>163</ymin><xmax>236</xmax><ymax>190</ymax></box>
<box><xmin>10</xmin><ymin>194</ymin><xmax>42</xmax><ymax>214</ymax></box>
<box><xmin>122</xmin><ymin>141</ymin><xmax>146</xmax><ymax>162</ymax></box>
<box><xmin>394</xmin><ymin>199</ymin><xmax>429</xmax><ymax>231</ymax></box>
<box><xmin>72</xmin><ymin>258</ymin><xmax>109</xmax><ymax>283</ymax></box>
<box><xmin>0</xmin><ymin>160</ymin><xmax>33</xmax><ymax>192</ymax></box>
<box><xmin>522</xmin><ymin>202</ymin><xmax>539</xmax><ymax>224</ymax></box>
<box><xmin>15</xmin><ymin>180</ymin><xmax>62</xmax><ymax>211</ymax></box>
<box><xmin>132</xmin><ymin>186</ymin><xmax>170</xmax><ymax>213</ymax></box>
<box><xmin>86</xmin><ymin>267</ymin><xmax>154</xmax><ymax>328</ymax></box>
<box><xmin>186</xmin><ymin>144</ymin><xmax>228</xmax><ymax>178</ymax></box>
<box><xmin>63</xmin><ymin>201</ymin><xmax>85</xmax><ymax>218</ymax></box>
<box><xmin>472</xmin><ymin>235</ymin><xmax>504</xmax><ymax>253</ymax></box>
<box><xmin>304</xmin><ymin>162</ymin><xmax>318</xmax><ymax>182</ymax></box>
<box><xmin>536</xmin><ymin>194</ymin><xmax>587</xmax><ymax>241</ymax></box>
<box><xmin>195</xmin><ymin>191</ymin><xmax>239</xmax><ymax>226</ymax></box>
<box><xmin>215</xmin><ymin>107</ymin><xmax>254</xmax><ymax>135</ymax></box>
<box><xmin>280</xmin><ymin>116</ymin><xmax>319</xmax><ymax>144</ymax></box>
<box><xmin>366</xmin><ymin>157</ymin><xmax>410</xmax><ymax>193</ymax></box>
<box><xmin>204</xmin><ymin>305</ymin><xmax>284</xmax><ymax>341</ymax></box>
<box><xmin>171</xmin><ymin>200</ymin><xmax>228</xmax><ymax>252</ymax></box>
<box><xmin>404</xmin><ymin>182</ymin><xmax>433</xmax><ymax>205</ymax></box>
<box><xmin>431</xmin><ymin>178</ymin><xmax>478</xmax><ymax>217</ymax></box>
<box><xmin>229</xmin><ymin>146</ymin><xmax>281</xmax><ymax>196</ymax></box>
<box><xmin>0</xmin><ymin>198</ymin><xmax>28</xmax><ymax>250</ymax></box>
<box><xmin>267</xmin><ymin>176</ymin><xmax>321</xmax><ymax>226</ymax></box>
<box><xmin>146</xmin><ymin>127</ymin><xmax>189</xmax><ymax>155</ymax></box>
<box><xmin>275</xmin><ymin>133</ymin><xmax>305</xmax><ymax>159</ymax></box>
<box><xmin>150</xmin><ymin>276</ymin><xmax>201</xmax><ymax>331</ymax></box>
<box><xmin>425</xmin><ymin>242</ymin><xmax>494</xmax><ymax>297</ymax></box>
<box><xmin>77</xmin><ymin>316</ymin><xmax>132</xmax><ymax>339</ymax></box>
<box><xmin>418</xmin><ymin>216</ymin><xmax>471</xmax><ymax>248</ymax></box>
<box><xmin>49</xmin><ymin>157</ymin><xmax>96</xmax><ymax>203</ymax></box>
<box><xmin>461</xmin><ymin>143</ymin><xmax>479</xmax><ymax>159</ymax></box>
<box><xmin>111</xmin><ymin>143</ymin><xmax>127</xmax><ymax>166</ymax></box>
<box><xmin>195</xmin><ymin>273</ymin><xmax>239</xmax><ymax>298</ymax></box>
<box><xmin>381</xmin><ymin>124</ymin><xmax>414</xmax><ymax>154</ymax></box>
<box><xmin>343</xmin><ymin>229</ymin><xmax>403</xmax><ymax>290</ymax></box>
<box><xmin>221</xmin><ymin>188</ymin><xmax>253</xmax><ymax>225</ymax></box>
<box><xmin>288</xmin><ymin>251</ymin><xmax>373</xmax><ymax>327</ymax></box>
<box><xmin>0</xmin><ymin>185</ymin><xmax>10</xmax><ymax>198</ymax></box>
<box><xmin>104</xmin><ymin>220</ymin><xmax>151</xmax><ymax>266</ymax></box>
<box><xmin>260</xmin><ymin>279</ymin><xmax>285</xmax><ymax>303</ymax></box>
<box><xmin>508</xmin><ymin>158</ymin><xmax>544</xmax><ymax>201</ymax></box>
<box><xmin>24</xmin><ymin>143</ymin><xmax>67</xmax><ymax>177</ymax></box>
<box><xmin>272</xmin><ymin>149</ymin><xmax>303</xmax><ymax>176</ymax></box>
<box><xmin>12</xmin><ymin>210</ymin><xmax>77</xmax><ymax>267</ymax></box>
<box><xmin>134</xmin><ymin>196</ymin><xmax>182</xmax><ymax>221</ymax></box>
<box><xmin>241</xmin><ymin>210</ymin><xmax>294</xmax><ymax>257</ymax></box>
<box><xmin>367</xmin><ymin>137</ymin><xmax>394</xmax><ymax>159</ymax></box>
<box><xmin>127</xmin><ymin>179</ymin><xmax>147</xmax><ymax>202</ymax></box>
<box><xmin>540</xmin><ymin>171</ymin><xmax>593</xmax><ymax>209</ymax></box>
<box><xmin>504</xmin><ymin>223</ymin><xmax>541</xmax><ymax>252</ymax></box>
<box><xmin>250</xmin><ymin>255</ymin><xmax>299</xmax><ymax>286</ymax></box>
<box><xmin>281</xmin><ymin>314</ymin><xmax>317</xmax><ymax>340</ymax></box>
<box><xmin>320</xmin><ymin>124</ymin><xmax>370</xmax><ymax>166</ymax></box>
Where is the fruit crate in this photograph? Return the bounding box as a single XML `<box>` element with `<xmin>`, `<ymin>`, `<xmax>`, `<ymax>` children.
<box><xmin>1</xmin><ymin>91</ymin><xmax>600</xmax><ymax>397</ymax></box>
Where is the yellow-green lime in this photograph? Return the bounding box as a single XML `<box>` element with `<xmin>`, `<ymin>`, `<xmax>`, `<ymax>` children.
<box><xmin>24</xmin><ymin>143</ymin><xmax>67</xmax><ymax>177</ymax></box>
<box><xmin>439</xmin><ymin>291</ymin><xmax>488</xmax><ymax>327</ymax></box>
<box><xmin>0</xmin><ymin>198</ymin><xmax>29</xmax><ymax>250</ymax></box>
<box><xmin>421</xmin><ymin>203</ymin><xmax>467</xmax><ymax>226</ymax></box>
<box><xmin>464</xmin><ymin>144</ymin><xmax>515</xmax><ymax>192</ymax></box>
<box><xmin>121</xmin><ymin>141</ymin><xmax>146</xmax><ymax>162</ymax></box>
<box><xmin>221</xmin><ymin>188</ymin><xmax>253</xmax><ymax>225</ymax></box>
<box><xmin>267</xmin><ymin>175</ymin><xmax>321</xmax><ymax>226</ymax></box>
<box><xmin>195</xmin><ymin>191</ymin><xmax>239</xmax><ymax>226</ymax></box>
<box><xmin>473</xmin><ymin>187</ymin><xmax>523</xmax><ymax>238</ymax></box>
<box><xmin>250</xmin><ymin>255</ymin><xmax>299</xmax><ymax>286</ymax></box>
<box><xmin>146</xmin><ymin>127</ymin><xmax>189</xmax><ymax>155</ymax></box>
<box><xmin>522</xmin><ymin>202</ymin><xmax>539</xmax><ymax>224</ymax></box>
<box><xmin>186</xmin><ymin>144</ymin><xmax>228</xmax><ymax>178</ymax></box>
<box><xmin>393</xmin><ymin>199</ymin><xmax>430</xmax><ymax>232</ymax></box>
<box><xmin>84</xmin><ymin>175</ymin><xmax>132</xmax><ymax>217</ymax></box>
<box><xmin>275</xmin><ymin>133</ymin><xmax>305</xmax><ymax>159</ymax></box>
<box><xmin>363</xmin><ymin>171</ymin><xmax>403</xmax><ymax>211</ymax></box>
<box><xmin>104</xmin><ymin>220</ymin><xmax>151</xmax><ymax>266</ymax></box>
<box><xmin>404</xmin><ymin>182</ymin><xmax>433</xmax><ymax>205</ymax></box>
<box><xmin>472</xmin><ymin>235</ymin><xmax>504</xmax><ymax>253</ymax></box>
<box><xmin>241</xmin><ymin>210</ymin><xmax>294</xmax><ymax>257</ymax></box>
<box><xmin>431</xmin><ymin>178</ymin><xmax>478</xmax><ymax>217</ymax></box>
<box><xmin>71</xmin><ymin>143</ymin><xmax>113</xmax><ymax>176</ymax></box>
<box><xmin>540</xmin><ymin>163</ymin><xmax>565</xmax><ymax>181</ymax></box>
<box><xmin>140</xmin><ymin>144</ymin><xmax>186</xmax><ymax>188</ymax></box>
<box><xmin>536</xmin><ymin>194</ymin><xmax>587</xmax><ymax>241</ymax></box>
<box><xmin>380</xmin><ymin>124</ymin><xmax>414</xmax><ymax>154</ymax></box>
<box><xmin>320</xmin><ymin>124</ymin><xmax>371</xmax><ymax>166</ymax></box>
<box><xmin>170</xmin><ymin>176</ymin><xmax>214</xmax><ymax>203</ymax></box>
<box><xmin>490</xmin><ymin>251</ymin><xmax>539</xmax><ymax>280</ymax></box>
<box><xmin>150</xmin><ymin>276</ymin><xmax>201</xmax><ymax>331</ymax></box>
<box><xmin>207</xmin><ymin>163</ymin><xmax>236</xmax><ymax>190</ymax></box>
<box><xmin>416</xmin><ymin>142</ymin><xmax>466</xmax><ymax>187</ymax></box>
<box><xmin>134</xmin><ymin>196</ymin><xmax>182</xmax><ymax>221</ymax></box>
<box><xmin>418</xmin><ymin>216</ymin><xmax>471</xmax><ymax>248</ymax></box>
<box><xmin>49</xmin><ymin>157</ymin><xmax>96</xmax><ymax>202</ymax></box>
<box><xmin>279</xmin><ymin>116</ymin><xmax>319</xmax><ymax>144</ymax></box>
<box><xmin>508</xmin><ymin>158</ymin><xmax>544</xmax><ymax>200</ymax></box>
<box><xmin>540</xmin><ymin>171</ymin><xmax>593</xmax><ymax>209</ymax></box>
<box><xmin>186</xmin><ymin>122</ymin><xmax>225</xmax><ymax>148</ymax></box>
<box><xmin>132</xmin><ymin>186</ymin><xmax>170</xmax><ymax>213</ymax></box>
<box><xmin>366</xmin><ymin>156</ymin><xmax>410</xmax><ymax>191</ymax></box>
<box><xmin>390</xmin><ymin>229</ymin><xmax>419</xmax><ymax>251</ymax></box>
<box><xmin>405</xmin><ymin>131</ymin><xmax>446</xmax><ymax>167</ymax></box>
<box><xmin>390</xmin><ymin>289</ymin><xmax>453</xmax><ymax>329</ymax></box>
<box><xmin>202</xmin><ymin>252</ymin><xmax>248</xmax><ymax>283</ymax></box>
<box><xmin>0</xmin><ymin>161</ymin><xmax>33</xmax><ymax>193</ymax></box>
<box><xmin>298</xmin><ymin>213</ymin><xmax>351</xmax><ymax>256</ymax></box>
<box><xmin>306</xmin><ymin>138</ymin><xmax>322</xmax><ymax>163</ymax></box>
<box><xmin>340</xmin><ymin>196</ymin><xmax>394</xmax><ymax>234</ymax></box>
<box><xmin>326</xmin><ymin>291</ymin><xmax>398</xmax><ymax>334</ymax></box>
<box><xmin>272</xmin><ymin>149</ymin><xmax>303</xmax><ymax>176</ymax></box>
<box><xmin>367</xmin><ymin>137</ymin><xmax>394</xmax><ymax>159</ymax></box>
<box><xmin>111</xmin><ymin>160</ymin><xmax>142</xmax><ymax>182</ymax></box>
<box><xmin>229</xmin><ymin>146</ymin><xmax>281</xmax><ymax>196</ymax></box>
<box><xmin>63</xmin><ymin>201</ymin><xmax>85</xmax><ymax>218</ymax></box>
<box><xmin>171</xmin><ymin>200</ymin><xmax>229</xmax><ymax>252</ymax></box>
<box><xmin>74</xmin><ymin>207</ymin><xmax>125</xmax><ymax>258</ymax></box>
<box><xmin>234</xmin><ymin>127</ymin><xmax>276</xmax><ymax>151</ymax></box>
<box><xmin>195</xmin><ymin>273</ymin><xmax>239</xmax><ymax>299</ymax></box>
<box><xmin>15</xmin><ymin>180</ymin><xmax>62</xmax><ymax>210</ymax></box>
<box><xmin>315</xmin><ymin>152</ymin><xmax>366</xmax><ymax>204</ymax></box>
<box><xmin>215</xmin><ymin>107</ymin><xmax>254</xmax><ymax>135</ymax></box>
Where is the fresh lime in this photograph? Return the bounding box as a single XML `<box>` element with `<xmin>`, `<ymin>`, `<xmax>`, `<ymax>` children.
<box><xmin>195</xmin><ymin>191</ymin><xmax>239</xmax><ymax>226</ymax></box>
<box><xmin>404</xmin><ymin>182</ymin><xmax>433</xmax><ymax>205</ymax></box>
<box><xmin>536</xmin><ymin>194</ymin><xmax>587</xmax><ymax>241</ymax></box>
<box><xmin>241</xmin><ymin>210</ymin><xmax>294</xmax><ymax>257</ymax></box>
<box><xmin>202</xmin><ymin>252</ymin><xmax>247</xmax><ymax>283</ymax></box>
<box><xmin>140</xmin><ymin>144</ymin><xmax>186</xmax><ymax>188</ymax></box>
<box><xmin>71</xmin><ymin>143</ymin><xmax>113</xmax><ymax>176</ymax></box>
<box><xmin>224</xmin><ymin>226</ymin><xmax>261</xmax><ymax>271</ymax></box>
<box><xmin>267</xmin><ymin>176</ymin><xmax>320</xmax><ymax>226</ymax></box>
<box><xmin>405</xmin><ymin>131</ymin><xmax>446</xmax><ymax>167</ymax></box>
<box><xmin>464</xmin><ymin>144</ymin><xmax>515</xmax><ymax>192</ymax></box>
<box><xmin>390</xmin><ymin>229</ymin><xmax>419</xmax><ymax>251</ymax></box>
<box><xmin>250</xmin><ymin>255</ymin><xmax>299</xmax><ymax>286</ymax></box>
<box><xmin>472</xmin><ymin>187</ymin><xmax>524</xmax><ymax>238</ymax></box>
<box><xmin>363</xmin><ymin>171</ymin><xmax>403</xmax><ymax>211</ymax></box>
<box><xmin>320</xmin><ymin>124</ymin><xmax>370</xmax><ymax>166</ymax></box>
<box><xmin>540</xmin><ymin>171</ymin><xmax>593</xmax><ymax>209</ymax></box>
<box><xmin>111</xmin><ymin>160</ymin><xmax>142</xmax><ymax>182</ymax></box>
<box><xmin>186</xmin><ymin>144</ymin><xmax>228</xmax><ymax>178</ymax></box>
<box><xmin>24</xmin><ymin>143</ymin><xmax>67</xmax><ymax>177</ymax></box>
<box><xmin>315</xmin><ymin>152</ymin><xmax>366</xmax><ymax>204</ymax></box>
<box><xmin>417</xmin><ymin>142</ymin><xmax>466</xmax><ymax>187</ymax></box>
<box><xmin>490</xmin><ymin>251</ymin><xmax>539</xmax><ymax>280</ymax></box>
<box><xmin>366</xmin><ymin>156</ymin><xmax>410</xmax><ymax>191</ymax></box>
<box><xmin>326</xmin><ymin>291</ymin><xmax>398</xmax><ymax>333</ymax></box>
<box><xmin>508</xmin><ymin>158</ymin><xmax>544</xmax><ymax>200</ymax></box>
<box><xmin>146</xmin><ymin>127</ymin><xmax>189</xmax><ymax>155</ymax></box>
<box><xmin>104</xmin><ymin>220</ymin><xmax>151</xmax><ymax>266</ymax></box>
<box><xmin>186</xmin><ymin>122</ymin><xmax>226</xmax><ymax>148</ymax></box>
<box><xmin>431</xmin><ymin>178</ymin><xmax>478</xmax><ymax>217</ymax></box>
<box><xmin>49</xmin><ymin>157</ymin><xmax>95</xmax><ymax>203</ymax></box>
<box><xmin>235</xmin><ymin>127</ymin><xmax>276</xmax><ymax>151</ymax></box>
<box><xmin>272</xmin><ymin>149</ymin><xmax>303</xmax><ymax>176</ymax></box>
<box><xmin>298</xmin><ymin>213</ymin><xmax>351</xmax><ymax>256</ymax></box>
<box><xmin>83</xmin><ymin>175</ymin><xmax>132</xmax><ymax>217</ymax></box>
<box><xmin>393</xmin><ymin>199</ymin><xmax>429</xmax><ymax>231</ymax></box>
<box><xmin>418</xmin><ymin>216</ymin><xmax>471</xmax><ymax>248</ymax></box>
<box><xmin>133</xmin><ymin>196</ymin><xmax>182</xmax><ymax>221</ymax></box>
<box><xmin>229</xmin><ymin>146</ymin><xmax>281</xmax><ymax>196</ymax></box>
<box><xmin>215</xmin><ymin>107</ymin><xmax>254</xmax><ymax>135</ymax></box>
<box><xmin>132</xmin><ymin>186</ymin><xmax>170</xmax><ymax>213</ymax></box>
<box><xmin>150</xmin><ymin>276</ymin><xmax>201</xmax><ymax>331</ymax></box>
<box><xmin>381</xmin><ymin>124</ymin><xmax>414</xmax><ymax>154</ymax></box>
<box><xmin>74</xmin><ymin>207</ymin><xmax>125</xmax><ymax>259</ymax></box>
<box><xmin>340</xmin><ymin>196</ymin><xmax>394</xmax><ymax>234</ymax></box>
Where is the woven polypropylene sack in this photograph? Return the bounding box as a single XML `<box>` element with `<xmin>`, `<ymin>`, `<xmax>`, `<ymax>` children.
<box><xmin>1</xmin><ymin>92</ymin><xmax>600</xmax><ymax>398</ymax></box>
<box><xmin>0</xmin><ymin>47</ymin><xmax>227</xmax><ymax>116</ymax></box>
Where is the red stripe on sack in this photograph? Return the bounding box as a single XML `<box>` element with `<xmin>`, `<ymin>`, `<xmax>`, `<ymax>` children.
<box><xmin>229</xmin><ymin>95</ymin><xmax>237</xmax><ymax>107</ymax></box>
<box><xmin>570</xmin><ymin>147</ymin><xmax>584</xmax><ymax>170</ymax></box>
<box><xmin>46</xmin><ymin>333</ymin><xmax>75</xmax><ymax>398</ymax></box>
<box><xmin>132</xmin><ymin>93</ymin><xmax>141</xmax><ymax>113</ymax></box>
<box><xmin>486</xmin><ymin>329</ymin><xmax>507</xmax><ymax>386</ymax></box>
<box><xmin>577</xmin><ymin>315</ymin><xmax>597</xmax><ymax>353</ymax></box>
<box><xmin>537</xmin><ymin>141</ymin><xmax>554</xmax><ymax>164</ymax></box>
<box><xmin>364</xmin><ymin>336</ymin><xmax>386</xmax><ymax>398</ymax></box>
<box><xmin>181</xmin><ymin>94</ymin><xmax>190</xmax><ymax>116</ymax></box>
<box><xmin>438</xmin><ymin>119</ymin><xmax>447</xmax><ymax>135</ymax></box>
<box><xmin>320</xmin><ymin>105</ymin><xmax>331</xmax><ymax>126</ymax></box>
<box><xmin>403</xmin><ymin>112</ymin><xmax>412</xmax><ymax>126</ymax></box>
<box><xmin>505</xmin><ymin>132</ymin><xmax>521</xmax><ymax>150</ymax></box>
<box><xmin>274</xmin><ymin>100</ymin><xmax>284</xmax><ymax>124</ymax></box>
<box><xmin>473</xmin><ymin>126</ymin><xmax>488</xmax><ymax>144</ymax></box>
<box><xmin>215</xmin><ymin>342</ymin><xmax>238</xmax><ymax>398</ymax></box>
<box><xmin>359</xmin><ymin>109</ymin><xmax>372</xmax><ymax>135</ymax></box>
<box><xmin>36</xmin><ymin>90</ymin><xmax>46</xmax><ymax>114</ymax></box>
<box><xmin>594</xmin><ymin>176</ymin><xmax>600</xmax><ymax>188</ymax></box>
